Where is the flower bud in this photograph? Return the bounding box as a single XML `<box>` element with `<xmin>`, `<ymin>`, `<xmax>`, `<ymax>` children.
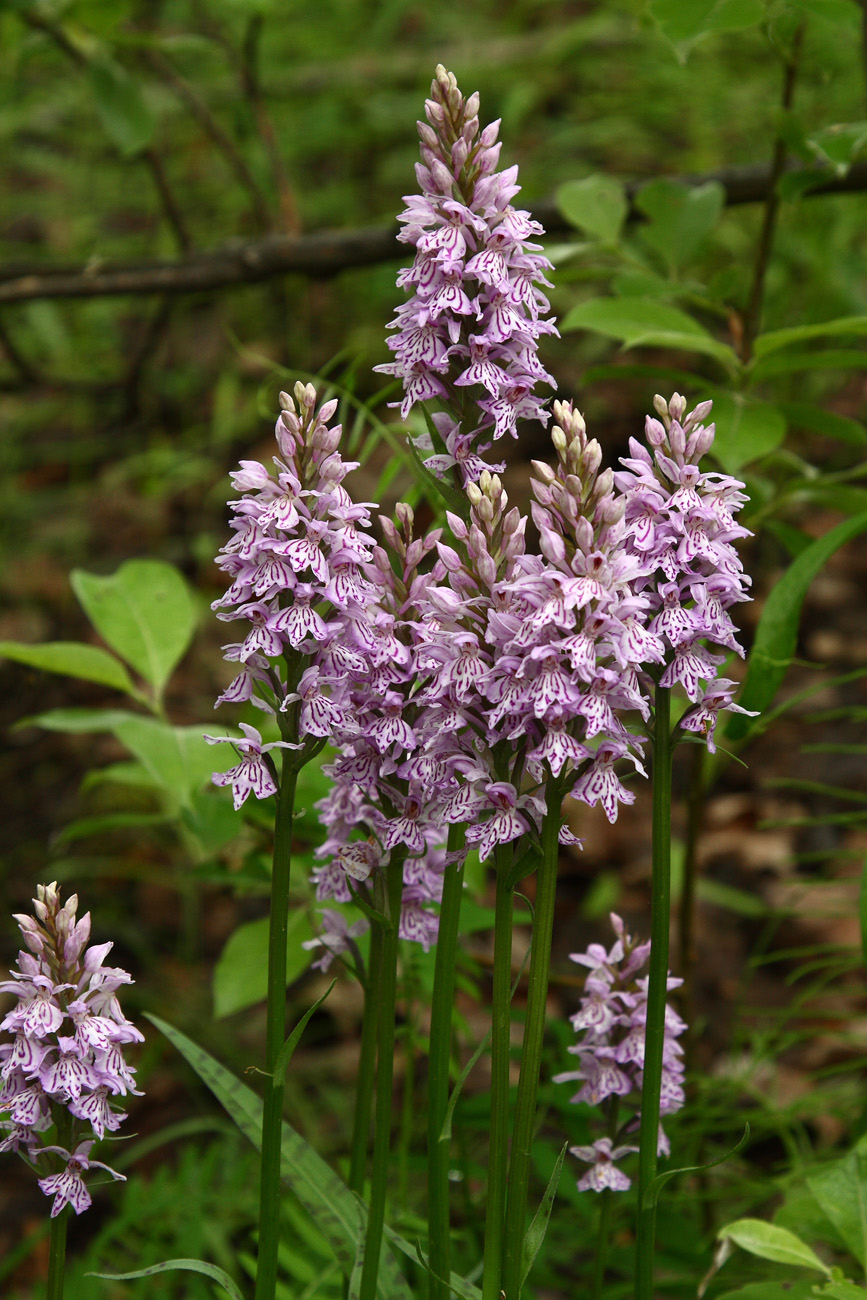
<box><xmin>531</xmin><ymin>459</ymin><xmax>556</xmax><ymax>485</ymax></box>
<box><xmin>465</xmin><ymin>482</ymin><xmax>483</xmax><ymax>507</ymax></box>
<box><xmin>645</xmin><ymin>416</ymin><xmax>666</xmax><ymax>448</ymax></box>
<box><xmin>278</xmin><ymin>390</ymin><xmax>294</xmax><ymax>412</ymax></box>
<box><xmin>551</xmin><ymin>428</ymin><xmax>567</xmax><ymax>453</ymax></box>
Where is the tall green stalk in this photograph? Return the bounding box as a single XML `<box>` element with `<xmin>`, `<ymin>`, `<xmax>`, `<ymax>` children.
<box><xmin>254</xmin><ymin>753</ymin><xmax>299</xmax><ymax>1300</ymax></box>
<box><xmin>482</xmin><ymin>848</ymin><xmax>515</xmax><ymax>1300</ymax></box>
<box><xmin>635</xmin><ymin>685</ymin><xmax>672</xmax><ymax>1300</ymax></box>
<box><xmin>427</xmin><ymin>825</ymin><xmax>466</xmax><ymax>1300</ymax></box>
<box><xmin>501</xmin><ymin>794</ymin><xmax>562</xmax><ymax>1298</ymax></box>
<box><xmin>358</xmin><ymin>853</ymin><xmax>405</xmax><ymax>1300</ymax></box>
<box><xmin>46</xmin><ymin>1204</ymin><xmax>68</xmax><ymax>1300</ymax></box>
<box><xmin>348</xmin><ymin>923</ymin><xmax>384</xmax><ymax>1197</ymax></box>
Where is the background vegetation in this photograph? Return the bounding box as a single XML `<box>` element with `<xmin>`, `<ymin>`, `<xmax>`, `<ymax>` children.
<box><xmin>1</xmin><ymin>0</ymin><xmax>866</xmax><ymax>1296</ymax></box>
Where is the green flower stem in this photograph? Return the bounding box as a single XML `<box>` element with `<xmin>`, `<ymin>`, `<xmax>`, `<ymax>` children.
<box><xmin>501</xmin><ymin>795</ymin><xmax>562</xmax><ymax>1298</ymax></box>
<box><xmin>348</xmin><ymin>922</ymin><xmax>384</xmax><ymax>1196</ymax></box>
<box><xmin>254</xmin><ymin>754</ymin><xmax>299</xmax><ymax>1300</ymax></box>
<box><xmin>592</xmin><ymin>1190</ymin><xmax>613</xmax><ymax>1300</ymax></box>
<box><xmin>482</xmin><ymin>848</ymin><xmax>515</xmax><ymax>1300</ymax></box>
<box><xmin>46</xmin><ymin>1204</ymin><xmax>68</xmax><ymax>1300</ymax></box>
<box><xmin>427</xmin><ymin>825</ymin><xmax>467</xmax><ymax>1300</ymax></box>
<box><xmin>358</xmin><ymin>853</ymin><xmax>406</xmax><ymax>1300</ymax></box>
<box><xmin>635</xmin><ymin>684</ymin><xmax>672</xmax><ymax>1300</ymax></box>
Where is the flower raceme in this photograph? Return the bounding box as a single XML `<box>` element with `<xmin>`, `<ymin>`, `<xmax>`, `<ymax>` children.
<box><xmin>555</xmin><ymin>913</ymin><xmax>686</xmax><ymax>1192</ymax></box>
<box><xmin>376</xmin><ymin>64</ymin><xmax>558</xmax><ymax>483</ymax></box>
<box><xmin>0</xmin><ymin>883</ymin><xmax>140</xmax><ymax>1216</ymax></box>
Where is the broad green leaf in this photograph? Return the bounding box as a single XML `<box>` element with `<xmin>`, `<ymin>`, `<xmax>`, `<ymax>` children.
<box><xmin>112</xmin><ymin>717</ymin><xmax>231</xmax><ymax>810</ymax></box>
<box><xmin>87</xmin><ymin>57</ymin><xmax>155</xmax><ymax>158</ymax></box>
<box><xmin>696</xmin><ymin>878</ymin><xmax>771</xmax><ymax>918</ymax></box>
<box><xmin>56</xmin><ymin>811</ymin><xmax>171</xmax><ymax>844</ymax></box>
<box><xmin>0</xmin><ymin>640</ymin><xmax>138</xmax><ymax>696</ymax></box>
<box><xmin>750</xmin><ymin>348</ymin><xmax>867</xmax><ymax>380</ymax></box>
<box><xmin>786</xmin><ymin>0</ymin><xmax>863</xmax><ymax>25</ymax></box>
<box><xmin>560</xmin><ymin>296</ymin><xmax>737</xmax><ymax>368</ymax></box>
<box><xmin>13</xmin><ymin>707</ymin><xmax>142</xmax><ymax>734</ymax></box>
<box><xmin>754</xmin><ymin>316</ymin><xmax>867</xmax><ymax>359</ymax></box>
<box><xmin>635</xmin><ymin>178</ymin><xmax>725</xmax><ymax>272</ymax></box>
<box><xmin>146</xmin><ymin>1015</ymin><xmax>411</xmax><ymax>1300</ymax></box>
<box><xmin>71</xmin><ymin>560</ymin><xmax>196</xmax><ymax>698</ymax></box>
<box><xmin>707</xmin><ymin>391</ymin><xmax>787</xmax><ymax>472</ymax></box>
<box><xmin>522</xmin><ymin>1142</ymin><xmax>567</xmax><ymax>1285</ymax></box>
<box><xmin>181</xmin><ymin>789</ymin><xmax>243</xmax><ymax>859</ymax></box>
<box><xmin>775</xmin><ymin>402</ymin><xmax>867</xmax><ymax>446</ymax></box>
<box><xmin>805</xmin><ymin>122</ymin><xmax>867</xmax><ymax>176</ymax></box>
<box><xmin>91</xmin><ymin>1258</ymin><xmax>244</xmax><ymax>1299</ymax></box>
<box><xmin>807</xmin><ymin>1134</ymin><xmax>867</xmax><ymax>1266</ymax></box>
<box><xmin>818</xmin><ymin>1281</ymin><xmax>867</xmax><ymax>1299</ymax></box>
<box><xmin>727</xmin><ymin>511</ymin><xmax>867</xmax><ymax>741</ymax></box>
<box><xmin>556</xmin><ymin>175</ymin><xmax>627</xmax><ymax>242</ymax></box>
<box><xmin>81</xmin><ymin>760</ymin><xmax>158</xmax><ymax>792</ymax></box>
<box><xmin>718</xmin><ymin>1218</ymin><xmax>831</xmax><ymax>1274</ymax></box>
<box><xmin>716</xmin><ymin>1285</ymin><xmax>814</xmax><ymax>1300</ymax></box>
<box><xmin>650</xmin><ymin>0</ymin><xmax>764</xmax><ymax>50</ymax></box>
<box><xmin>212</xmin><ymin>913</ymin><xmax>315</xmax><ymax>1018</ymax></box>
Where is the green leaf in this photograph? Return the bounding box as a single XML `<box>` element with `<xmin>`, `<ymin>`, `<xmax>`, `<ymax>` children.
<box><xmin>71</xmin><ymin>560</ymin><xmax>196</xmax><ymax>698</ymax></box>
<box><xmin>556</xmin><ymin>175</ymin><xmax>628</xmax><ymax>242</ymax></box>
<box><xmin>750</xmin><ymin>348</ymin><xmax>867</xmax><ymax>380</ymax></box>
<box><xmin>0</xmin><ymin>640</ymin><xmax>138</xmax><ymax>695</ymax></box>
<box><xmin>754</xmin><ymin>317</ymin><xmax>867</xmax><ymax>359</ymax></box>
<box><xmin>644</xmin><ymin>1125</ymin><xmax>750</xmax><ymax>1211</ymax></box>
<box><xmin>650</xmin><ymin>0</ymin><xmax>764</xmax><ymax>51</ymax></box>
<box><xmin>807</xmin><ymin>1134</ymin><xmax>867</xmax><ymax>1266</ymax></box>
<box><xmin>13</xmin><ymin>707</ymin><xmax>142</xmax><ymax>733</ymax></box>
<box><xmin>818</xmin><ymin>1281</ymin><xmax>867</xmax><ymax>1300</ymax></box>
<box><xmin>718</xmin><ymin>1218</ymin><xmax>831</xmax><ymax>1275</ymax></box>
<box><xmin>406</xmin><ymin>1240</ymin><xmax>482</xmax><ymax>1300</ymax></box>
<box><xmin>635</xmin><ymin>178</ymin><xmax>725</xmax><ymax>272</ymax></box>
<box><xmin>91</xmin><ymin>1258</ymin><xmax>244</xmax><ymax>1299</ymax></box>
<box><xmin>716</xmin><ymin>1285</ymin><xmax>815</xmax><ymax>1300</ymax></box>
<box><xmin>272</xmin><ymin>981</ymin><xmax>336</xmax><ymax>1089</ymax></box>
<box><xmin>87</xmin><ymin>57</ymin><xmax>155</xmax><ymax>158</ymax></box>
<box><xmin>805</xmin><ymin>122</ymin><xmax>867</xmax><ymax>176</ymax></box>
<box><xmin>786</xmin><ymin>0</ymin><xmax>863</xmax><ymax>26</ymax></box>
<box><xmin>146</xmin><ymin>1015</ymin><xmax>412</xmax><ymax>1300</ymax></box>
<box><xmin>726</xmin><ymin>511</ymin><xmax>867</xmax><ymax>741</ymax></box>
<box><xmin>775</xmin><ymin>402</ymin><xmax>867</xmax><ymax>446</ymax></box>
<box><xmin>112</xmin><ymin>717</ymin><xmax>231</xmax><ymax>810</ymax></box>
<box><xmin>212</xmin><ymin>913</ymin><xmax>316</xmax><ymax>1019</ymax></box>
<box><xmin>522</xmin><ymin>1142</ymin><xmax>567</xmax><ymax>1286</ymax></box>
<box><xmin>560</xmin><ymin>296</ymin><xmax>737</xmax><ymax>369</ymax></box>
<box><xmin>707</xmin><ymin>391</ymin><xmax>787</xmax><ymax>471</ymax></box>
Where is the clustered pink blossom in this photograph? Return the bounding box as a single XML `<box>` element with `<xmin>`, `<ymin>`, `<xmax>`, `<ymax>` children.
<box><xmin>0</xmin><ymin>883</ymin><xmax>140</xmax><ymax>1216</ymax></box>
<box><xmin>615</xmin><ymin>393</ymin><xmax>757</xmax><ymax>749</ymax></box>
<box><xmin>554</xmin><ymin>914</ymin><xmax>686</xmax><ymax>1192</ymax></box>
<box><xmin>375</xmin><ymin>64</ymin><xmax>558</xmax><ymax>483</ymax></box>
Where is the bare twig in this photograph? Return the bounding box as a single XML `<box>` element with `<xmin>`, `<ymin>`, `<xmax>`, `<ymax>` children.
<box><xmin>0</xmin><ymin>317</ymin><xmax>43</xmax><ymax>385</ymax></box>
<box><xmin>121</xmin><ymin>296</ymin><xmax>174</xmax><ymax>418</ymax></box>
<box><xmin>741</xmin><ymin>22</ymin><xmax>806</xmax><ymax>364</ymax></box>
<box><xmin>2</xmin><ymin>159</ymin><xmax>867</xmax><ymax>306</ymax></box>
<box><xmin>144</xmin><ymin>48</ymin><xmax>274</xmax><ymax>232</ymax></box>
<box><xmin>240</xmin><ymin>14</ymin><xmax>300</xmax><ymax>234</ymax></box>
<box><xmin>142</xmin><ymin>147</ymin><xmax>193</xmax><ymax>254</ymax></box>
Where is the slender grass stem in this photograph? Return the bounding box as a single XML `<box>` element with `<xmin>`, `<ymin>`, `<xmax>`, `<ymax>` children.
<box><xmin>501</xmin><ymin>795</ymin><xmax>562</xmax><ymax>1298</ymax></box>
<box><xmin>635</xmin><ymin>686</ymin><xmax>672</xmax><ymax>1300</ymax></box>
<box><xmin>482</xmin><ymin>848</ymin><xmax>515</xmax><ymax>1300</ymax></box>
<box><xmin>349</xmin><ymin>923</ymin><xmax>384</xmax><ymax>1196</ymax></box>
<box><xmin>254</xmin><ymin>755</ymin><xmax>299</xmax><ymax>1300</ymax></box>
<box><xmin>46</xmin><ymin>1205</ymin><xmax>68</xmax><ymax>1300</ymax></box>
<box><xmin>427</xmin><ymin>825</ymin><xmax>467</xmax><ymax>1300</ymax></box>
<box><xmin>358</xmin><ymin>854</ymin><xmax>405</xmax><ymax>1300</ymax></box>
